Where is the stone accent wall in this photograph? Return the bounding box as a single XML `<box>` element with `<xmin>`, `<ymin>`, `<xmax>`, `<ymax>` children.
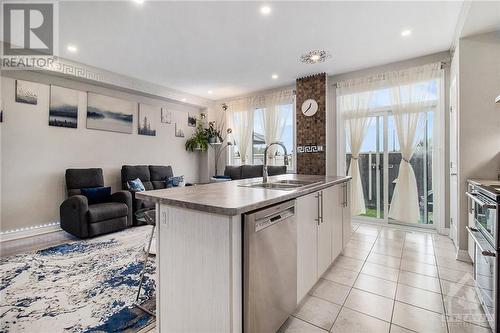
<box><xmin>296</xmin><ymin>73</ymin><xmax>327</xmax><ymax>175</ymax></box>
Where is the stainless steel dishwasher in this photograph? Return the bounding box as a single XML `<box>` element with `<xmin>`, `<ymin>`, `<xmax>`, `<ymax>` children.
<box><xmin>243</xmin><ymin>200</ymin><xmax>297</xmax><ymax>333</ymax></box>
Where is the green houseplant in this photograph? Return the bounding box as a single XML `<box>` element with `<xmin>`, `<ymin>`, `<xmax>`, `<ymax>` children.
<box><xmin>185</xmin><ymin>118</ymin><xmax>209</xmax><ymax>152</ymax></box>
<box><xmin>205</xmin><ymin>121</ymin><xmax>223</xmax><ymax>144</ymax></box>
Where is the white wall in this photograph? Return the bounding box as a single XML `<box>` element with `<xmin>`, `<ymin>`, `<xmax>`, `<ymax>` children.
<box><xmin>0</xmin><ymin>72</ymin><xmax>202</xmax><ymax>233</ymax></box>
<box><xmin>456</xmin><ymin>31</ymin><xmax>500</xmax><ymax>250</ymax></box>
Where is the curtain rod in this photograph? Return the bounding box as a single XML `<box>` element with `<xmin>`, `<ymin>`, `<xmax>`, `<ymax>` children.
<box><xmin>332</xmin><ymin>61</ymin><xmax>447</xmax><ymax>88</ymax></box>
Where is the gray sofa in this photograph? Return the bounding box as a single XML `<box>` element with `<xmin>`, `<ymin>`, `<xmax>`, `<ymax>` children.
<box><xmin>121</xmin><ymin>165</ymin><xmax>174</xmax><ymax>225</ymax></box>
<box><xmin>224</xmin><ymin>165</ymin><xmax>287</xmax><ymax>180</ymax></box>
<box><xmin>60</xmin><ymin>168</ymin><xmax>132</xmax><ymax>238</ymax></box>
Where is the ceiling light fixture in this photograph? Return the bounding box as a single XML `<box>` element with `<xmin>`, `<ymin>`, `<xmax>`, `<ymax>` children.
<box><xmin>271</xmin><ymin>74</ymin><xmax>279</xmax><ymax>79</ymax></box>
<box><xmin>133</xmin><ymin>0</ymin><xmax>145</xmax><ymax>4</ymax></box>
<box><xmin>208</xmin><ymin>90</ymin><xmax>213</xmax><ymax>94</ymax></box>
<box><xmin>260</xmin><ymin>5</ymin><xmax>271</xmax><ymax>15</ymax></box>
<box><xmin>181</xmin><ymin>98</ymin><xmax>187</xmax><ymax>102</ymax></box>
<box><xmin>67</xmin><ymin>44</ymin><xmax>78</xmax><ymax>53</ymax></box>
<box><xmin>401</xmin><ymin>29</ymin><xmax>412</xmax><ymax>37</ymax></box>
<box><xmin>300</xmin><ymin>50</ymin><xmax>330</xmax><ymax>64</ymax></box>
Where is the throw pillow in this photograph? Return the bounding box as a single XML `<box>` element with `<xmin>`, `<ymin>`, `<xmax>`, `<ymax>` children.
<box><xmin>127</xmin><ymin>178</ymin><xmax>146</xmax><ymax>192</ymax></box>
<box><xmin>166</xmin><ymin>175</ymin><xmax>184</xmax><ymax>188</ymax></box>
<box><xmin>80</xmin><ymin>187</ymin><xmax>112</xmax><ymax>205</ymax></box>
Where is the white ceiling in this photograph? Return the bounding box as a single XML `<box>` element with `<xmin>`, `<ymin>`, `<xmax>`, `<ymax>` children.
<box><xmin>461</xmin><ymin>1</ymin><xmax>500</xmax><ymax>38</ymax></box>
<box><xmin>58</xmin><ymin>1</ymin><xmax>469</xmax><ymax>100</ymax></box>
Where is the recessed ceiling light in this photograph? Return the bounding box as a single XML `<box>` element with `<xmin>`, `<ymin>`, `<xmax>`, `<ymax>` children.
<box><xmin>133</xmin><ymin>0</ymin><xmax>144</xmax><ymax>4</ymax></box>
<box><xmin>260</xmin><ymin>5</ymin><xmax>271</xmax><ymax>15</ymax></box>
<box><xmin>300</xmin><ymin>50</ymin><xmax>330</xmax><ymax>64</ymax></box>
<box><xmin>271</xmin><ymin>74</ymin><xmax>279</xmax><ymax>79</ymax></box>
<box><xmin>181</xmin><ymin>98</ymin><xmax>187</xmax><ymax>102</ymax></box>
<box><xmin>401</xmin><ymin>29</ymin><xmax>412</xmax><ymax>37</ymax></box>
<box><xmin>67</xmin><ymin>44</ymin><xmax>78</xmax><ymax>53</ymax></box>
<box><xmin>207</xmin><ymin>90</ymin><xmax>213</xmax><ymax>94</ymax></box>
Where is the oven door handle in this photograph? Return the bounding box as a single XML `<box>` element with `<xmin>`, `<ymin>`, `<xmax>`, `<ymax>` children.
<box><xmin>466</xmin><ymin>226</ymin><xmax>496</xmax><ymax>256</ymax></box>
<box><xmin>482</xmin><ymin>250</ymin><xmax>496</xmax><ymax>257</ymax></box>
<box><xmin>466</xmin><ymin>191</ymin><xmax>496</xmax><ymax>209</ymax></box>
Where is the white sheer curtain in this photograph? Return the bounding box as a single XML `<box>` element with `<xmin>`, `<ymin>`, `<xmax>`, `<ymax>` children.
<box><xmin>262</xmin><ymin>90</ymin><xmax>294</xmax><ymax>165</ymax></box>
<box><xmin>227</xmin><ymin>99</ymin><xmax>255</xmax><ymax>165</ymax></box>
<box><xmin>337</xmin><ymin>81</ymin><xmax>375</xmax><ymax>216</ymax></box>
<box><xmin>388</xmin><ymin>63</ymin><xmax>441</xmax><ymax>223</ymax></box>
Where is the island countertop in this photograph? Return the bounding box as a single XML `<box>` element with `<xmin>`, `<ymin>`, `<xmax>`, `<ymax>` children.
<box><xmin>136</xmin><ymin>174</ymin><xmax>351</xmax><ymax>215</ymax></box>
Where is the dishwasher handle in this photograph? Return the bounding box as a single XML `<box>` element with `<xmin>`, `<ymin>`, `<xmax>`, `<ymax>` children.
<box><xmin>255</xmin><ymin>207</ymin><xmax>295</xmax><ymax>232</ymax></box>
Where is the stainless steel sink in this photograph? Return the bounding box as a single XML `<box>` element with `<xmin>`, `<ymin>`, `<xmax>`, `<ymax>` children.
<box><xmin>272</xmin><ymin>180</ymin><xmax>319</xmax><ymax>186</ymax></box>
<box><xmin>240</xmin><ymin>183</ymin><xmax>300</xmax><ymax>190</ymax></box>
<box><xmin>239</xmin><ymin>179</ymin><xmax>320</xmax><ymax>191</ymax></box>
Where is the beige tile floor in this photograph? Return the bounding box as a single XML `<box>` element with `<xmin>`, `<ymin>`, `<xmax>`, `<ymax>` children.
<box><xmin>279</xmin><ymin>222</ymin><xmax>492</xmax><ymax>333</ymax></box>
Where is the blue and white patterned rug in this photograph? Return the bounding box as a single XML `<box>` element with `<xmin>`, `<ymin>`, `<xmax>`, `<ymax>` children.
<box><xmin>0</xmin><ymin>226</ymin><xmax>156</xmax><ymax>333</ymax></box>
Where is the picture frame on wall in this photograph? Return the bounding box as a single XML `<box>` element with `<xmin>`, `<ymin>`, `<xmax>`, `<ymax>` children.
<box><xmin>138</xmin><ymin>103</ymin><xmax>158</xmax><ymax>136</ymax></box>
<box><xmin>161</xmin><ymin>107</ymin><xmax>172</xmax><ymax>124</ymax></box>
<box><xmin>49</xmin><ymin>85</ymin><xmax>79</xmax><ymax>129</ymax></box>
<box><xmin>15</xmin><ymin>80</ymin><xmax>39</xmax><ymax>105</ymax></box>
<box><xmin>86</xmin><ymin>92</ymin><xmax>135</xmax><ymax>134</ymax></box>
<box><xmin>187</xmin><ymin>113</ymin><xmax>196</xmax><ymax>127</ymax></box>
<box><xmin>175</xmin><ymin>123</ymin><xmax>185</xmax><ymax>137</ymax></box>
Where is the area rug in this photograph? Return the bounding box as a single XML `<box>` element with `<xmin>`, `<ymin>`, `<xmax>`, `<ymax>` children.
<box><xmin>0</xmin><ymin>226</ymin><xmax>156</xmax><ymax>333</ymax></box>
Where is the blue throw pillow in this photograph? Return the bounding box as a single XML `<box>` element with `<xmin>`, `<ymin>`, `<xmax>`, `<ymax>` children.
<box><xmin>127</xmin><ymin>178</ymin><xmax>146</xmax><ymax>192</ymax></box>
<box><xmin>81</xmin><ymin>187</ymin><xmax>111</xmax><ymax>205</ymax></box>
<box><xmin>213</xmin><ymin>175</ymin><xmax>231</xmax><ymax>179</ymax></box>
<box><xmin>166</xmin><ymin>175</ymin><xmax>184</xmax><ymax>188</ymax></box>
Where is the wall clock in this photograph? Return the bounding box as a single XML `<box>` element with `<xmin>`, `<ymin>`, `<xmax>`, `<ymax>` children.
<box><xmin>301</xmin><ymin>99</ymin><xmax>318</xmax><ymax>117</ymax></box>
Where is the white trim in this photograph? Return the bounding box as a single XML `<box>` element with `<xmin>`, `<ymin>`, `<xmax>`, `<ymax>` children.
<box><xmin>354</xmin><ymin>219</ymin><xmax>438</xmax><ymax>235</ymax></box>
<box><xmin>0</xmin><ymin>222</ymin><xmax>61</xmax><ymax>242</ymax></box>
<box><xmin>450</xmin><ymin>1</ymin><xmax>472</xmax><ymax>54</ymax></box>
<box><xmin>1</xmin><ymin>57</ymin><xmax>212</xmax><ymax>109</ymax></box>
<box><xmin>457</xmin><ymin>249</ymin><xmax>473</xmax><ymax>263</ymax></box>
<box><xmin>436</xmin><ymin>70</ymin><xmax>447</xmax><ymax>235</ymax></box>
<box><xmin>439</xmin><ymin>227</ymin><xmax>450</xmax><ymax>236</ymax></box>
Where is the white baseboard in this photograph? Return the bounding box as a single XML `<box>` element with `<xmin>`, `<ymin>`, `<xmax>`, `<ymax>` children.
<box><xmin>0</xmin><ymin>222</ymin><xmax>62</xmax><ymax>242</ymax></box>
<box><xmin>438</xmin><ymin>227</ymin><xmax>450</xmax><ymax>236</ymax></box>
<box><xmin>456</xmin><ymin>249</ymin><xmax>473</xmax><ymax>263</ymax></box>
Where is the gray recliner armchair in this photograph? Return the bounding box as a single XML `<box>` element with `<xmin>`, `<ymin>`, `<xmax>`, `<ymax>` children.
<box><xmin>60</xmin><ymin>168</ymin><xmax>132</xmax><ymax>238</ymax></box>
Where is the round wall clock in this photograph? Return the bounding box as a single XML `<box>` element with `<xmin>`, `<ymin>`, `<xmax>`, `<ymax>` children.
<box><xmin>301</xmin><ymin>99</ymin><xmax>318</xmax><ymax>117</ymax></box>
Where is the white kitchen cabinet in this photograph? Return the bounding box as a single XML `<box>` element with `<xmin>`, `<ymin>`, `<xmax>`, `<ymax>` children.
<box><xmin>296</xmin><ymin>181</ymin><xmax>351</xmax><ymax>304</ymax></box>
<box><xmin>324</xmin><ymin>185</ymin><xmax>343</xmax><ymax>260</ymax></box>
<box><xmin>296</xmin><ymin>191</ymin><xmax>319</xmax><ymax>303</ymax></box>
<box><xmin>342</xmin><ymin>182</ymin><xmax>352</xmax><ymax>248</ymax></box>
<box><xmin>317</xmin><ymin>190</ymin><xmax>332</xmax><ymax>277</ymax></box>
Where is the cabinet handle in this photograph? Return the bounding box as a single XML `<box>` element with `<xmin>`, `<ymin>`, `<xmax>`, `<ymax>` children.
<box><xmin>320</xmin><ymin>191</ymin><xmax>324</xmax><ymax>224</ymax></box>
<box><xmin>345</xmin><ymin>184</ymin><xmax>348</xmax><ymax>207</ymax></box>
<box><xmin>342</xmin><ymin>183</ymin><xmax>347</xmax><ymax>207</ymax></box>
<box><xmin>316</xmin><ymin>192</ymin><xmax>321</xmax><ymax>225</ymax></box>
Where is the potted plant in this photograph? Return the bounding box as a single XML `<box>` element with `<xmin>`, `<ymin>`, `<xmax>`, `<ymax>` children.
<box><xmin>185</xmin><ymin>121</ymin><xmax>209</xmax><ymax>152</ymax></box>
<box><xmin>205</xmin><ymin>121</ymin><xmax>223</xmax><ymax>144</ymax></box>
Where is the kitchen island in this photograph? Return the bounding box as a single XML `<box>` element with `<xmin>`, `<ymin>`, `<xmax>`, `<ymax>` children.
<box><xmin>137</xmin><ymin>173</ymin><xmax>351</xmax><ymax>333</ymax></box>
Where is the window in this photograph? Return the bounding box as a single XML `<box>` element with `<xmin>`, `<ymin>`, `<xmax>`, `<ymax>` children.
<box><xmin>229</xmin><ymin>101</ymin><xmax>295</xmax><ymax>172</ymax></box>
<box><xmin>339</xmin><ymin>64</ymin><xmax>442</xmax><ymax>228</ymax></box>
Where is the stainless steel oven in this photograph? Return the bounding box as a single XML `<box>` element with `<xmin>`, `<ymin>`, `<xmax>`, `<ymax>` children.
<box><xmin>466</xmin><ymin>182</ymin><xmax>500</xmax><ymax>332</ymax></box>
<box><xmin>467</xmin><ymin>189</ymin><xmax>498</xmax><ymax>247</ymax></box>
<box><xmin>467</xmin><ymin>226</ymin><xmax>497</xmax><ymax>331</ymax></box>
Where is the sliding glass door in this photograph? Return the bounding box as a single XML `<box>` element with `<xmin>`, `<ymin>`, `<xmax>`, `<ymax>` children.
<box><xmin>347</xmin><ymin>110</ymin><xmax>435</xmax><ymax>228</ymax></box>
